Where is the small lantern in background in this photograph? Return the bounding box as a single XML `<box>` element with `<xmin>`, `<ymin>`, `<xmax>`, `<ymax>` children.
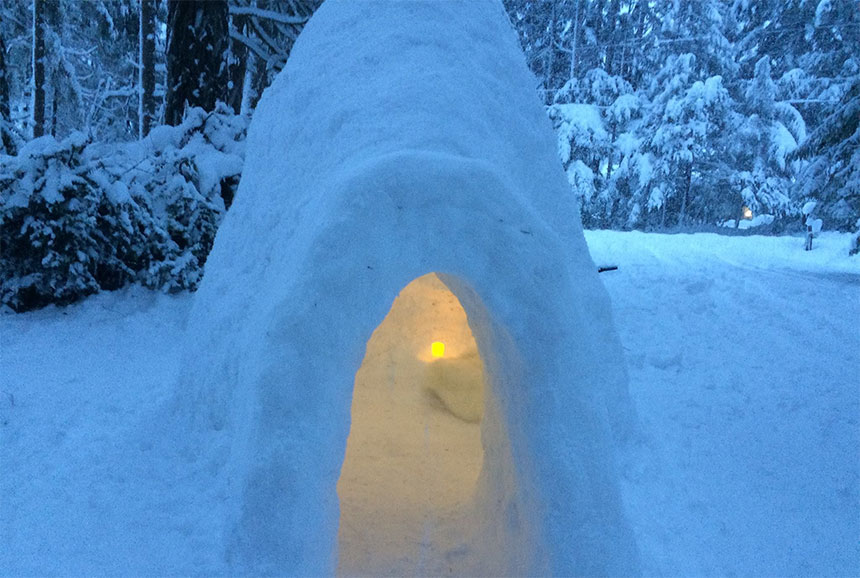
<box><xmin>742</xmin><ymin>206</ymin><xmax>753</xmax><ymax>220</ymax></box>
<box><xmin>431</xmin><ymin>341</ymin><xmax>445</xmax><ymax>358</ymax></box>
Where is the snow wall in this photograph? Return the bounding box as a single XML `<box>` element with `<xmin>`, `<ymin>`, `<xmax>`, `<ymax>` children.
<box><xmin>174</xmin><ymin>0</ymin><xmax>640</xmax><ymax>575</ymax></box>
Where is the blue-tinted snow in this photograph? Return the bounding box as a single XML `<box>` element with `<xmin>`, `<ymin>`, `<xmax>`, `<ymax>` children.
<box><xmin>1</xmin><ymin>231</ymin><xmax>857</xmax><ymax>576</ymax></box>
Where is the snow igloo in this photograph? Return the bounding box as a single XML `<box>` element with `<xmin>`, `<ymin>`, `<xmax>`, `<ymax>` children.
<box><xmin>176</xmin><ymin>0</ymin><xmax>640</xmax><ymax>575</ymax></box>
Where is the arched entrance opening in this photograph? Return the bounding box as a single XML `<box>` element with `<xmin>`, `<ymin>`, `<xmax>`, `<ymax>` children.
<box><xmin>336</xmin><ymin>273</ymin><xmax>487</xmax><ymax>576</ymax></box>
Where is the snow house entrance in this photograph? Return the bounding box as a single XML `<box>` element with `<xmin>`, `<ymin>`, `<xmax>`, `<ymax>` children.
<box><xmin>337</xmin><ymin>273</ymin><xmax>486</xmax><ymax>576</ymax></box>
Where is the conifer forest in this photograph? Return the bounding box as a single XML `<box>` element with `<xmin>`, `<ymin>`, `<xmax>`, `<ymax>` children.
<box><xmin>0</xmin><ymin>0</ymin><xmax>858</xmax><ymax>311</ymax></box>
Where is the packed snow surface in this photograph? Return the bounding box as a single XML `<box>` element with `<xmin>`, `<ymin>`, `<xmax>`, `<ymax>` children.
<box><xmin>1</xmin><ymin>231</ymin><xmax>857</xmax><ymax>576</ymax></box>
<box><xmin>173</xmin><ymin>0</ymin><xmax>637</xmax><ymax>574</ymax></box>
<box><xmin>337</xmin><ymin>273</ymin><xmax>486</xmax><ymax>576</ymax></box>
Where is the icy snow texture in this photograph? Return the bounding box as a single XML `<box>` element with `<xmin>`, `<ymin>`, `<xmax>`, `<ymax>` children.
<box><xmin>175</xmin><ymin>0</ymin><xmax>638</xmax><ymax>575</ymax></box>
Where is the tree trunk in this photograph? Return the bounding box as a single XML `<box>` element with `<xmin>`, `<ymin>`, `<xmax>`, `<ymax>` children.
<box><xmin>45</xmin><ymin>0</ymin><xmax>61</xmax><ymax>136</ymax></box>
<box><xmin>618</xmin><ymin>6</ymin><xmax>631</xmax><ymax>82</ymax></box>
<box><xmin>0</xmin><ymin>32</ymin><xmax>15</xmax><ymax>154</ymax></box>
<box><xmin>606</xmin><ymin>0</ymin><xmax>620</xmax><ymax>76</ymax></box>
<box><xmin>246</xmin><ymin>52</ymin><xmax>268</xmax><ymax>112</ymax></box>
<box><xmin>660</xmin><ymin>195</ymin><xmax>667</xmax><ymax>229</ymax></box>
<box><xmin>630</xmin><ymin>3</ymin><xmax>645</xmax><ymax>90</ymax></box>
<box><xmin>49</xmin><ymin>68</ymin><xmax>59</xmax><ymax>136</ymax></box>
<box><xmin>139</xmin><ymin>0</ymin><xmax>157</xmax><ymax>138</ymax></box>
<box><xmin>226</xmin><ymin>14</ymin><xmax>248</xmax><ymax>115</ymax></box>
<box><xmin>32</xmin><ymin>0</ymin><xmax>46</xmax><ymax>138</ymax></box>
<box><xmin>543</xmin><ymin>0</ymin><xmax>557</xmax><ymax>103</ymax></box>
<box><xmin>165</xmin><ymin>0</ymin><xmax>229</xmax><ymax>126</ymax></box>
<box><xmin>588</xmin><ymin>2</ymin><xmax>604</xmax><ymax>72</ymax></box>
<box><xmin>568</xmin><ymin>0</ymin><xmax>579</xmax><ymax>81</ymax></box>
<box><xmin>606</xmin><ymin>149</ymin><xmax>613</xmax><ymax>181</ymax></box>
<box><xmin>678</xmin><ymin>160</ymin><xmax>692</xmax><ymax>228</ymax></box>
<box><xmin>606</xmin><ymin>125</ymin><xmax>617</xmax><ymax>181</ymax></box>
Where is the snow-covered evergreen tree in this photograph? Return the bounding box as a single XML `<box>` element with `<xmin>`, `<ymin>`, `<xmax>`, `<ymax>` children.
<box><xmin>506</xmin><ymin>0</ymin><xmax>857</xmax><ymax>233</ymax></box>
<box><xmin>551</xmin><ymin>67</ymin><xmax>647</xmax><ymax>228</ymax></box>
<box><xmin>604</xmin><ymin>90</ymin><xmax>651</xmax><ymax>229</ymax></box>
<box><xmin>0</xmin><ymin>133</ymin><xmax>147</xmax><ymax>309</ymax></box>
<box><xmin>0</xmin><ymin>107</ymin><xmax>247</xmax><ymax>311</ymax></box>
<box><xmin>792</xmin><ymin>78</ymin><xmax>859</xmax><ymax>235</ymax></box>
<box><xmin>645</xmin><ymin>55</ymin><xmax>737</xmax><ymax>227</ymax></box>
<box><xmin>733</xmin><ymin>57</ymin><xmax>802</xmax><ymax>225</ymax></box>
<box><xmin>548</xmin><ymin>98</ymin><xmax>609</xmax><ymax>221</ymax></box>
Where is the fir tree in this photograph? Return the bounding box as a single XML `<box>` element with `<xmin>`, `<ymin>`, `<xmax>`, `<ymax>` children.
<box><xmin>792</xmin><ymin>78</ymin><xmax>860</xmax><ymax>233</ymax></box>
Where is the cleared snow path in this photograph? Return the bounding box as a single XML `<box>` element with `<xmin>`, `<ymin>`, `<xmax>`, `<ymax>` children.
<box><xmin>1</xmin><ymin>232</ymin><xmax>857</xmax><ymax>576</ymax></box>
<box><xmin>588</xmin><ymin>231</ymin><xmax>859</xmax><ymax>577</ymax></box>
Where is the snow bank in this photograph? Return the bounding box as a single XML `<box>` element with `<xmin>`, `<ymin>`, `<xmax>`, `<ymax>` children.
<box><xmin>175</xmin><ymin>1</ymin><xmax>639</xmax><ymax>575</ymax></box>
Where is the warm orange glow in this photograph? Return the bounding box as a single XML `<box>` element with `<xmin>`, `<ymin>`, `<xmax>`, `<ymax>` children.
<box><xmin>431</xmin><ymin>341</ymin><xmax>445</xmax><ymax>358</ymax></box>
<box><xmin>337</xmin><ymin>273</ymin><xmax>485</xmax><ymax>576</ymax></box>
<box><xmin>742</xmin><ymin>206</ymin><xmax>753</xmax><ymax>219</ymax></box>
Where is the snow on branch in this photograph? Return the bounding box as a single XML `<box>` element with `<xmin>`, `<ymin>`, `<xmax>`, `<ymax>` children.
<box><xmin>228</xmin><ymin>6</ymin><xmax>309</xmax><ymax>26</ymax></box>
<box><xmin>229</xmin><ymin>28</ymin><xmax>273</xmax><ymax>64</ymax></box>
<box><xmin>248</xmin><ymin>15</ymin><xmax>285</xmax><ymax>57</ymax></box>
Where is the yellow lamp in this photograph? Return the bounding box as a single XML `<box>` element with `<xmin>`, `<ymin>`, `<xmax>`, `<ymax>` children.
<box><xmin>431</xmin><ymin>341</ymin><xmax>445</xmax><ymax>358</ymax></box>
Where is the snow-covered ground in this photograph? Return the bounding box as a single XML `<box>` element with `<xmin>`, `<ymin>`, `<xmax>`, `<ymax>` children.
<box><xmin>588</xmin><ymin>231</ymin><xmax>859</xmax><ymax>577</ymax></box>
<box><xmin>1</xmin><ymin>231</ymin><xmax>857</xmax><ymax>576</ymax></box>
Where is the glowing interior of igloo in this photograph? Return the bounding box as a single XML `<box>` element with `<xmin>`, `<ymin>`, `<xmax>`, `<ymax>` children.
<box><xmin>336</xmin><ymin>273</ymin><xmax>489</xmax><ymax>576</ymax></box>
